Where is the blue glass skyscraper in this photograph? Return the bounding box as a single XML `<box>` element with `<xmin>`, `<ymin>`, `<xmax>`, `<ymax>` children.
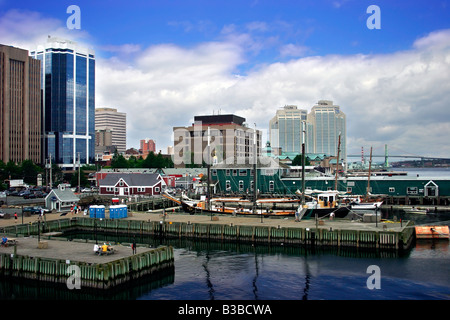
<box><xmin>31</xmin><ymin>37</ymin><xmax>95</xmax><ymax>169</ymax></box>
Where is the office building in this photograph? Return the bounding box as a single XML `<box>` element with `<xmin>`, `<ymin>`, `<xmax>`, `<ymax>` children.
<box><xmin>95</xmin><ymin>107</ymin><xmax>127</xmax><ymax>153</ymax></box>
<box><xmin>0</xmin><ymin>44</ymin><xmax>41</xmax><ymax>164</ymax></box>
<box><xmin>173</xmin><ymin>114</ymin><xmax>262</xmax><ymax>167</ymax></box>
<box><xmin>31</xmin><ymin>37</ymin><xmax>95</xmax><ymax>169</ymax></box>
<box><xmin>269</xmin><ymin>105</ymin><xmax>312</xmax><ymax>154</ymax></box>
<box><xmin>308</xmin><ymin>100</ymin><xmax>346</xmax><ymax>159</ymax></box>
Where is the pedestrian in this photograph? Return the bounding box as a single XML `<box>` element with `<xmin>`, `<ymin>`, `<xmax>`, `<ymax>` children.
<box><xmin>132</xmin><ymin>237</ymin><xmax>137</xmax><ymax>254</ymax></box>
<box><xmin>14</xmin><ymin>212</ymin><xmax>17</xmax><ymax>223</ymax></box>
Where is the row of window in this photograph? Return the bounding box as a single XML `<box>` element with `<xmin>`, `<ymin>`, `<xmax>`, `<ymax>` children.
<box><xmin>225</xmin><ymin>180</ymin><xmax>275</xmax><ymax>192</ymax></box>
<box><xmin>105</xmin><ymin>187</ymin><xmax>160</xmax><ymax>193</ymax></box>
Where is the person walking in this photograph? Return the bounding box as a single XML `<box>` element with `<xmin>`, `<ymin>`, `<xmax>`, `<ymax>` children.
<box><xmin>14</xmin><ymin>212</ymin><xmax>17</xmax><ymax>223</ymax></box>
<box><xmin>132</xmin><ymin>237</ymin><xmax>137</xmax><ymax>254</ymax></box>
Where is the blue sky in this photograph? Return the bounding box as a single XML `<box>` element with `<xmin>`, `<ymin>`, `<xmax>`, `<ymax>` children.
<box><xmin>1</xmin><ymin>0</ymin><xmax>450</xmax><ymax>158</ymax></box>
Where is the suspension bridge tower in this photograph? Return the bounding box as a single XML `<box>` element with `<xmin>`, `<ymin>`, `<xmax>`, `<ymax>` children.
<box><xmin>384</xmin><ymin>144</ymin><xmax>389</xmax><ymax>168</ymax></box>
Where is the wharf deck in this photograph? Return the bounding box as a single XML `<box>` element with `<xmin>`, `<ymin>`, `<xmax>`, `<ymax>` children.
<box><xmin>0</xmin><ymin>237</ymin><xmax>151</xmax><ymax>264</ymax></box>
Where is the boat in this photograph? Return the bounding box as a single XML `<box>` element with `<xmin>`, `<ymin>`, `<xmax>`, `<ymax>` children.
<box><xmin>300</xmin><ymin>192</ymin><xmax>351</xmax><ymax>219</ymax></box>
<box><xmin>415</xmin><ymin>226</ymin><xmax>449</xmax><ymax>239</ymax></box>
<box><xmin>404</xmin><ymin>207</ymin><xmax>429</xmax><ymax>215</ymax></box>
<box><xmin>177</xmin><ymin>190</ymin><xmax>351</xmax><ymax>218</ymax></box>
<box><xmin>341</xmin><ymin>196</ymin><xmax>383</xmax><ymax>210</ymax></box>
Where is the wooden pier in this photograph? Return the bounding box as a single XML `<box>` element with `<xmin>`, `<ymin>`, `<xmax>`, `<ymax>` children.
<box><xmin>0</xmin><ymin>235</ymin><xmax>174</xmax><ymax>290</ymax></box>
<box><xmin>2</xmin><ymin>214</ymin><xmax>416</xmax><ymax>252</ymax></box>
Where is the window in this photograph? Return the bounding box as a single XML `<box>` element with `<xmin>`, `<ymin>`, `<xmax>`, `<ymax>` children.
<box><xmin>239</xmin><ymin>180</ymin><xmax>244</xmax><ymax>191</ymax></box>
<box><xmin>389</xmin><ymin>187</ymin><xmax>395</xmax><ymax>193</ymax></box>
<box><xmin>233</xmin><ymin>169</ymin><xmax>237</xmax><ymax>176</ymax></box>
<box><xmin>212</xmin><ymin>169</ymin><xmax>217</xmax><ymax>176</ymax></box>
<box><xmin>226</xmin><ymin>169</ymin><xmax>230</xmax><ymax>176</ymax></box>
<box><xmin>347</xmin><ymin>187</ymin><xmax>352</xmax><ymax>193</ymax></box>
<box><xmin>155</xmin><ymin>187</ymin><xmax>160</xmax><ymax>193</ymax></box>
<box><xmin>226</xmin><ymin>180</ymin><xmax>231</xmax><ymax>191</ymax></box>
<box><xmin>239</xmin><ymin>169</ymin><xmax>247</xmax><ymax>176</ymax></box>
<box><xmin>269</xmin><ymin>181</ymin><xmax>274</xmax><ymax>192</ymax></box>
<box><xmin>407</xmin><ymin>187</ymin><xmax>418</xmax><ymax>195</ymax></box>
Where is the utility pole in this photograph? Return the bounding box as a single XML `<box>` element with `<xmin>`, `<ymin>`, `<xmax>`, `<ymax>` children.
<box><xmin>77</xmin><ymin>152</ymin><xmax>81</xmax><ymax>192</ymax></box>
<box><xmin>49</xmin><ymin>153</ymin><xmax>53</xmax><ymax>189</ymax></box>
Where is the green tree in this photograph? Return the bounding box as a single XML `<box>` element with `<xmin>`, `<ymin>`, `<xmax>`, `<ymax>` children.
<box><xmin>21</xmin><ymin>160</ymin><xmax>42</xmax><ymax>184</ymax></box>
<box><xmin>292</xmin><ymin>154</ymin><xmax>310</xmax><ymax>166</ymax></box>
<box><xmin>111</xmin><ymin>152</ymin><xmax>129</xmax><ymax>169</ymax></box>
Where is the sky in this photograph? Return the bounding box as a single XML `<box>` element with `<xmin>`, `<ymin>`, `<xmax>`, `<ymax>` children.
<box><xmin>1</xmin><ymin>0</ymin><xmax>449</xmax><ymax>160</ymax></box>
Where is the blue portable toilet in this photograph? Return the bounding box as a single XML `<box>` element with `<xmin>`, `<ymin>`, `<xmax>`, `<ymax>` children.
<box><xmin>96</xmin><ymin>205</ymin><xmax>106</xmax><ymax>219</ymax></box>
<box><xmin>109</xmin><ymin>205</ymin><xmax>118</xmax><ymax>219</ymax></box>
<box><xmin>118</xmin><ymin>205</ymin><xmax>125</xmax><ymax>218</ymax></box>
<box><xmin>89</xmin><ymin>205</ymin><xmax>98</xmax><ymax>218</ymax></box>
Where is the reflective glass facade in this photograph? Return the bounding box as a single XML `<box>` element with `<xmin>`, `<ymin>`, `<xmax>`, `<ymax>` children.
<box><xmin>32</xmin><ymin>39</ymin><xmax>95</xmax><ymax>168</ymax></box>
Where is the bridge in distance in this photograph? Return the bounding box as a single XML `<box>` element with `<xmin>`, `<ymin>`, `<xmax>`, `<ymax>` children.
<box><xmin>346</xmin><ymin>154</ymin><xmax>450</xmax><ymax>161</ymax></box>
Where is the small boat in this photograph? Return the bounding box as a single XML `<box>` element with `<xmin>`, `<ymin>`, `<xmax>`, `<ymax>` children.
<box><xmin>404</xmin><ymin>207</ymin><xmax>429</xmax><ymax>215</ymax></box>
<box><xmin>340</xmin><ymin>195</ymin><xmax>383</xmax><ymax>210</ymax></box>
<box><xmin>301</xmin><ymin>192</ymin><xmax>351</xmax><ymax>219</ymax></box>
<box><xmin>415</xmin><ymin>226</ymin><xmax>450</xmax><ymax>239</ymax></box>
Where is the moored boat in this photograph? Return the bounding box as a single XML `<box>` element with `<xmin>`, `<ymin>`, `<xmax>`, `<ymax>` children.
<box><xmin>415</xmin><ymin>226</ymin><xmax>449</xmax><ymax>239</ymax></box>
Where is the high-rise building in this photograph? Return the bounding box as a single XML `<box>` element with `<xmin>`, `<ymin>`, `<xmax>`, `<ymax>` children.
<box><xmin>140</xmin><ymin>138</ymin><xmax>156</xmax><ymax>156</ymax></box>
<box><xmin>95</xmin><ymin>107</ymin><xmax>127</xmax><ymax>153</ymax></box>
<box><xmin>0</xmin><ymin>44</ymin><xmax>41</xmax><ymax>164</ymax></box>
<box><xmin>308</xmin><ymin>100</ymin><xmax>346</xmax><ymax>159</ymax></box>
<box><xmin>31</xmin><ymin>37</ymin><xmax>95</xmax><ymax>169</ymax></box>
<box><xmin>173</xmin><ymin>114</ymin><xmax>262</xmax><ymax>167</ymax></box>
<box><xmin>269</xmin><ymin>105</ymin><xmax>311</xmax><ymax>154</ymax></box>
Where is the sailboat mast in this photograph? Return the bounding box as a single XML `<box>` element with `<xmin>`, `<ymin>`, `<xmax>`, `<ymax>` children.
<box><xmin>335</xmin><ymin>134</ymin><xmax>341</xmax><ymax>191</ymax></box>
<box><xmin>253</xmin><ymin>123</ymin><xmax>257</xmax><ymax>214</ymax></box>
<box><xmin>366</xmin><ymin>146</ymin><xmax>373</xmax><ymax>201</ymax></box>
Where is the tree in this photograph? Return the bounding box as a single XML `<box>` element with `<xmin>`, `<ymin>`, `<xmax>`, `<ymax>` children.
<box><xmin>292</xmin><ymin>154</ymin><xmax>310</xmax><ymax>166</ymax></box>
<box><xmin>111</xmin><ymin>152</ymin><xmax>129</xmax><ymax>169</ymax></box>
<box><xmin>21</xmin><ymin>160</ymin><xmax>42</xmax><ymax>184</ymax></box>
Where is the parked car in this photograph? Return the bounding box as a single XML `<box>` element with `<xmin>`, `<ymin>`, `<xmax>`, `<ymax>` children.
<box><xmin>23</xmin><ymin>193</ymin><xmax>36</xmax><ymax>199</ymax></box>
<box><xmin>34</xmin><ymin>191</ymin><xmax>47</xmax><ymax>198</ymax></box>
<box><xmin>23</xmin><ymin>206</ymin><xmax>49</xmax><ymax>215</ymax></box>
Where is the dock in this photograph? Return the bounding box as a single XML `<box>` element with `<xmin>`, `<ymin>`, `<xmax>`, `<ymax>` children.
<box><xmin>0</xmin><ymin>235</ymin><xmax>174</xmax><ymax>290</ymax></box>
<box><xmin>1</xmin><ymin>210</ymin><xmax>416</xmax><ymax>251</ymax></box>
<box><xmin>0</xmin><ymin>209</ymin><xmax>419</xmax><ymax>289</ymax></box>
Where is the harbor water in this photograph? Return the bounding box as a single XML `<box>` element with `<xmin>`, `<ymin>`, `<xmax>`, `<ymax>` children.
<box><xmin>0</xmin><ymin>168</ymin><xmax>449</xmax><ymax>300</ymax></box>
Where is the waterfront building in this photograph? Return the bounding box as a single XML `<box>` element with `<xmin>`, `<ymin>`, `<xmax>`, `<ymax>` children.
<box><xmin>269</xmin><ymin>105</ymin><xmax>313</xmax><ymax>154</ymax></box>
<box><xmin>0</xmin><ymin>44</ymin><xmax>41</xmax><ymax>164</ymax></box>
<box><xmin>308</xmin><ymin>100</ymin><xmax>346</xmax><ymax>159</ymax></box>
<box><xmin>31</xmin><ymin>37</ymin><xmax>95</xmax><ymax>169</ymax></box>
<box><xmin>213</xmin><ymin>163</ymin><xmax>450</xmax><ymax>205</ymax></box>
<box><xmin>95</xmin><ymin>107</ymin><xmax>127</xmax><ymax>154</ymax></box>
<box><xmin>98</xmin><ymin>172</ymin><xmax>163</xmax><ymax>197</ymax></box>
<box><xmin>212</xmin><ymin>157</ymin><xmax>290</xmax><ymax>194</ymax></box>
<box><xmin>173</xmin><ymin>114</ymin><xmax>262</xmax><ymax>168</ymax></box>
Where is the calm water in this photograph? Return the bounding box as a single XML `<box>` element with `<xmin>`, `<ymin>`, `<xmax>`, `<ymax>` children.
<box><xmin>0</xmin><ymin>168</ymin><xmax>449</xmax><ymax>301</ymax></box>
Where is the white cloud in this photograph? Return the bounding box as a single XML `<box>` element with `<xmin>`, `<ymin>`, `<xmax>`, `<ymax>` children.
<box><xmin>2</xmin><ymin>8</ymin><xmax>449</xmax><ymax>158</ymax></box>
<box><xmin>0</xmin><ymin>9</ymin><xmax>90</xmax><ymax>51</ymax></box>
<box><xmin>95</xmin><ymin>29</ymin><xmax>450</xmax><ymax>158</ymax></box>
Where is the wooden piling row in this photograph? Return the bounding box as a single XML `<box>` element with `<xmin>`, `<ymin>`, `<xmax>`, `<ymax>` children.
<box><xmin>2</xmin><ymin>217</ymin><xmax>415</xmax><ymax>252</ymax></box>
<box><xmin>0</xmin><ymin>246</ymin><xmax>174</xmax><ymax>290</ymax></box>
